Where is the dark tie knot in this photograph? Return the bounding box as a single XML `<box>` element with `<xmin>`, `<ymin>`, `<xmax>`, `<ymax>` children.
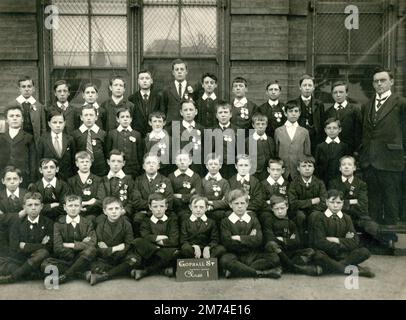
<box><xmin>143</xmin><ymin>94</ymin><xmax>148</xmax><ymax>100</ymax></box>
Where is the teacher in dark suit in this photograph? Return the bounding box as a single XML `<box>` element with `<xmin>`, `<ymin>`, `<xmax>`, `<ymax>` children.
<box><xmin>360</xmin><ymin>67</ymin><xmax>406</xmax><ymax>225</ymax></box>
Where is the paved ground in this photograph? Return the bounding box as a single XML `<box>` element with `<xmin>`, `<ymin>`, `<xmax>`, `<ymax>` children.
<box><xmin>0</xmin><ymin>255</ymin><xmax>405</xmax><ymax>300</ymax></box>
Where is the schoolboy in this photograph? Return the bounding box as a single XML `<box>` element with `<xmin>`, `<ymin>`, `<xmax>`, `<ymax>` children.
<box><xmin>132</xmin><ymin>153</ymin><xmax>174</xmax><ymax>235</ymax></box>
<box><xmin>46</xmin><ymin>80</ymin><xmax>77</xmax><ymax>135</ymax></box>
<box><xmin>144</xmin><ymin>111</ymin><xmax>173</xmax><ymax>176</ymax></box>
<box><xmin>274</xmin><ymin>103</ymin><xmax>311</xmax><ymax>180</ymax></box>
<box><xmin>228</xmin><ymin>154</ymin><xmax>266</xmax><ymax>213</ymax></box>
<box><xmin>105</xmin><ymin>107</ymin><xmax>144</xmax><ymax>178</ymax></box>
<box><xmin>257</xmin><ymin>80</ymin><xmax>286</xmax><ymax>137</ymax></box>
<box><xmin>288</xmin><ymin>156</ymin><xmax>328</xmax><ymax>246</ymax></box>
<box><xmin>1</xmin><ymin>106</ymin><xmax>37</xmax><ymax>186</ymax></box>
<box><xmin>202</xmin><ymin>153</ymin><xmax>231</xmax><ymax>224</ymax></box>
<box><xmin>324</xmin><ymin>81</ymin><xmax>362</xmax><ymax>153</ymax></box>
<box><xmin>79</xmin><ymin>83</ymin><xmax>106</xmax><ymax>130</ymax></box>
<box><xmin>128</xmin><ymin>70</ymin><xmax>163</xmax><ymax>136</ymax></box>
<box><xmin>0</xmin><ymin>167</ymin><xmax>28</xmax><ymax>249</ymax></box>
<box><xmin>101</xmin><ymin>75</ymin><xmax>135</xmax><ymax>132</ymax></box>
<box><xmin>72</xmin><ymin>104</ymin><xmax>108</xmax><ymax>177</ymax></box>
<box><xmin>230</xmin><ymin>77</ymin><xmax>257</xmax><ymax>130</ymax></box>
<box><xmin>287</xmin><ymin>74</ymin><xmax>325</xmax><ymax>151</ymax></box>
<box><xmin>245</xmin><ymin>113</ymin><xmax>275</xmax><ymax>181</ymax></box>
<box><xmin>11</xmin><ymin>76</ymin><xmax>46</xmax><ymax>147</ymax></box>
<box><xmin>196</xmin><ymin>73</ymin><xmax>218</xmax><ymax>128</ymax></box>
<box><xmin>220</xmin><ymin>189</ymin><xmax>281</xmax><ymax>279</ymax></box>
<box><xmin>41</xmin><ymin>194</ymin><xmax>97</xmax><ymax>284</ymax></box>
<box><xmin>37</xmin><ymin>111</ymin><xmax>76</xmax><ymax>181</ymax></box>
<box><xmin>212</xmin><ymin>101</ymin><xmax>238</xmax><ymax>179</ymax></box>
<box><xmin>161</xmin><ymin>59</ymin><xmax>195</xmax><ymax>124</ymax></box>
<box><xmin>67</xmin><ymin>151</ymin><xmax>102</xmax><ymax>221</ymax></box>
<box><xmin>261</xmin><ymin>158</ymin><xmax>289</xmax><ymax>215</ymax></box>
<box><xmin>328</xmin><ymin>156</ymin><xmax>398</xmax><ymax>248</ymax></box>
<box><xmin>97</xmin><ymin>150</ymin><xmax>134</xmax><ymax>217</ymax></box>
<box><xmin>132</xmin><ymin>193</ymin><xmax>179</xmax><ymax>280</ymax></box>
<box><xmin>180</xmin><ymin>195</ymin><xmax>226</xmax><ymax>259</ymax></box>
<box><xmin>263</xmin><ymin>196</ymin><xmax>322</xmax><ymax>276</ymax></box>
<box><xmin>310</xmin><ymin>189</ymin><xmax>374</xmax><ymax>277</ymax></box>
<box><xmin>0</xmin><ymin>192</ymin><xmax>53</xmax><ymax>284</ymax></box>
<box><xmin>88</xmin><ymin>197</ymin><xmax>137</xmax><ymax>285</ymax></box>
<box><xmin>178</xmin><ymin>99</ymin><xmax>205</xmax><ymax>176</ymax></box>
<box><xmin>32</xmin><ymin>158</ymin><xmax>71</xmax><ymax>220</ymax></box>
<box><xmin>168</xmin><ymin>152</ymin><xmax>203</xmax><ymax>218</ymax></box>
<box><xmin>315</xmin><ymin>118</ymin><xmax>350</xmax><ymax>185</ymax></box>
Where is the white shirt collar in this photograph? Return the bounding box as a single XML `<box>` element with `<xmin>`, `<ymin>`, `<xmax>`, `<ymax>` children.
<box><xmin>16</xmin><ymin>95</ymin><xmax>36</xmax><ymax>105</ymax></box>
<box><xmin>267</xmin><ymin>176</ymin><xmax>285</xmax><ymax>186</ymax></box>
<box><xmin>146</xmin><ymin>173</ymin><xmax>158</xmax><ymax>181</ymax></box>
<box><xmin>205</xmin><ymin>173</ymin><xmax>222</xmax><ymax>181</ymax></box>
<box><xmin>228</xmin><ymin>212</ymin><xmax>251</xmax><ymax>224</ymax></box>
<box><xmin>28</xmin><ymin>216</ymin><xmax>40</xmax><ymax>224</ymax></box>
<box><xmin>202</xmin><ymin>92</ymin><xmax>217</xmax><ymax>100</ymax></box>
<box><xmin>8</xmin><ymin>128</ymin><xmax>20</xmax><ymax>138</ymax></box>
<box><xmin>175</xmin><ymin>80</ymin><xmax>187</xmax><ymax>87</ymax></box>
<box><xmin>151</xmin><ymin>214</ymin><xmax>168</xmax><ymax>224</ymax></box>
<box><xmin>117</xmin><ymin>125</ymin><xmax>133</xmax><ymax>132</ymax></box>
<box><xmin>111</xmin><ymin>96</ymin><xmax>123</xmax><ymax>105</ymax></box>
<box><xmin>182</xmin><ymin>120</ymin><xmax>196</xmax><ymax>129</ymax></box>
<box><xmin>57</xmin><ymin>101</ymin><xmax>69</xmax><ymax>109</ymax></box>
<box><xmin>325</xmin><ymin>136</ymin><xmax>340</xmax><ymax>144</ymax></box>
<box><xmin>174</xmin><ymin>168</ymin><xmax>194</xmax><ymax>178</ymax></box>
<box><xmin>301</xmin><ymin>95</ymin><xmax>311</xmax><ymax>102</ymax></box>
<box><xmin>268</xmin><ymin>99</ymin><xmax>279</xmax><ymax>106</ymax></box>
<box><xmin>79</xmin><ymin>124</ymin><xmax>100</xmax><ymax>134</ymax></box>
<box><xmin>140</xmin><ymin>89</ymin><xmax>151</xmax><ymax>97</ymax></box>
<box><xmin>83</xmin><ymin>102</ymin><xmax>100</xmax><ymax>109</ymax></box>
<box><xmin>51</xmin><ymin>131</ymin><xmax>62</xmax><ymax>139</ymax></box>
<box><xmin>341</xmin><ymin>176</ymin><xmax>354</xmax><ymax>184</ymax></box>
<box><xmin>334</xmin><ymin>100</ymin><xmax>348</xmax><ymax>109</ymax></box>
<box><xmin>253</xmin><ymin>132</ymin><xmax>267</xmax><ymax>141</ymax></box>
<box><xmin>42</xmin><ymin>177</ymin><xmax>57</xmax><ymax>188</ymax></box>
<box><xmin>233</xmin><ymin>97</ymin><xmax>248</xmax><ymax>108</ymax></box>
<box><xmin>285</xmin><ymin>121</ymin><xmax>298</xmax><ymax>128</ymax></box>
<box><xmin>149</xmin><ymin>130</ymin><xmax>166</xmax><ymax>140</ymax></box>
<box><xmin>376</xmin><ymin>90</ymin><xmax>392</xmax><ymax>101</ymax></box>
<box><xmin>302</xmin><ymin>177</ymin><xmax>312</xmax><ymax>185</ymax></box>
<box><xmin>6</xmin><ymin>188</ymin><xmax>20</xmax><ymax>198</ymax></box>
<box><xmin>220</xmin><ymin>122</ymin><xmax>231</xmax><ymax>130</ymax></box>
<box><xmin>324</xmin><ymin>209</ymin><xmax>343</xmax><ymax>219</ymax></box>
<box><xmin>107</xmin><ymin>170</ymin><xmax>126</xmax><ymax>180</ymax></box>
<box><xmin>236</xmin><ymin>174</ymin><xmax>250</xmax><ymax>182</ymax></box>
<box><xmin>66</xmin><ymin>215</ymin><xmax>81</xmax><ymax>225</ymax></box>
<box><xmin>190</xmin><ymin>214</ymin><xmax>208</xmax><ymax>222</ymax></box>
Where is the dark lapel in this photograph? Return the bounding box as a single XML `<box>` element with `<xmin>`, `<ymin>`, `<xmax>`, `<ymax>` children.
<box><xmin>170</xmin><ymin>82</ymin><xmax>181</xmax><ymax>101</ymax></box>
<box><xmin>103</xmin><ymin>177</ymin><xmax>112</xmax><ymax>195</ymax></box>
<box><xmin>367</xmin><ymin>98</ymin><xmax>376</xmax><ymax>125</ymax></box>
<box><xmin>9</xmin><ymin>130</ymin><xmax>25</xmax><ymax>145</ymax></box>
<box><xmin>45</xmin><ymin>133</ymin><xmax>59</xmax><ymax>158</ymax></box>
<box><xmin>60</xmin><ymin>134</ymin><xmax>68</xmax><ymax>157</ymax></box>
<box><xmin>376</xmin><ymin>94</ymin><xmax>397</xmax><ymax>123</ymax></box>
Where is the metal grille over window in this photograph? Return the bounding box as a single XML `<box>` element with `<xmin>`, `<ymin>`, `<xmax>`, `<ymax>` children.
<box><xmin>51</xmin><ymin>0</ymin><xmax>127</xmax><ymax>67</ymax></box>
<box><xmin>143</xmin><ymin>0</ymin><xmax>217</xmax><ymax>57</ymax></box>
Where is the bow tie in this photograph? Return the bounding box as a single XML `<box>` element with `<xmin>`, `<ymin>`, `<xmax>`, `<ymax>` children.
<box><xmin>208</xmin><ymin>176</ymin><xmax>217</xmax><ymax>181</ymax></box>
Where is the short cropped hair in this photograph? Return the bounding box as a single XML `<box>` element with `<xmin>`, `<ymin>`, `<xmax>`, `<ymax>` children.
<box><xmin>252</xmin><ymin>113</ymin><xmax>268</xmax><ymax>124</ymax></box>
<box><xmin>324</xmin><ymin>117</ymin><xmax>341</xmax><ymax>128</ymax></box>
<box><xmin>39</xmin><ymin>158</ymin><xmax>58</xmax><ymax>168</ymax></box>
<box><xmin>53</xmin><ymin>80</ymin><xmax>70</xmax><ymax>92</ymax></box>
<box><xmin>297</xmin><ymin>155</ymin><xmax>315</xmax><ymax>166</ymax></box>
<box><xmin>116</xmin><ymin>107</ymin><xmax>132</xmax><ymax>118</ymax></box>
<box><xmin>339</xmin><ymin>155</ymin><xmax>356</xmax><ymax>165</ymax></box>
<box><xmin>205</xmin><ymin>153</ymin><xmax>222</xmax><ymax>164</ymax></box>
<box><xmin>270</xmin><ymin>195</ymin><xmax>288</xmax><ymax>208</ymax></box>
<box><xmin>299</xmin><ymin>74</ymin><xmax>315</xmax><ymax>86</ymax></box>
<box><xmin>75</xmin><ymin>151</ymin><xmax>93</xmax><ymax>162</ymax></box>
<box><xmin>331</xmin><ymin>80</ymin><xmax>348</xmax><ymax>92</ymax></box>
<box><xmin>23</xmin><ymin>192</ymin><xmax>42</xmax><ymax>204</ymax></box>
<box><xmin>216</xmin><ymin>100</ymin><xmax>232</xmax><ymax>112</ymax></box>
<box><xmin>148</xmin><ymin>111</ymin><xmax>166</xmax><ymax>122</ymax></box>
<box><xmin>227</xmin><ymin>189</ymin><xmax>249</xmax><ymax>204</ymax></box>
<box><xmin>201</xmin><ymin>73</ymin><xmax>217</xmax><ymax>84</ymax></box>
<box><xmin>109</xmin><ymin>75</ymin><xmax>126</xmax><ymax>87</ymax></box>
<box><xmin>268</xmin><ymin>158</ymin><xmax>284</xmax><ymax>168</ymax></box>
<box><xmin>5</xmin><ymin>105</ymin><xmax>23</xmax><ymax>117</ymax></box>
<box><xmin>148</xmin><ymin>193</ymin><xmax>168</xmax><ymax>205</ymax></box>
<box><xmin>171</xmin><ymin>59</ymin><xmax>188</xmax><ymax>70</ymax></box>
<box><xmin>190</xmin><ymin>195</ymin><xmax>208</xmax><ymax>207</ymax></box>
<box><xmin>64</xmin><ymin>194</ymin><xmax>82</xmax><ymax>204</ymax></box>
<box><xmin>47</xmin><ymin>110</ymin><xmax>65</xmax><ymax>122</ymax></box>
<box><xmin>108</xmin><ymin>149</ymin><xmax>125</xmax><ymax>161</ymax></box>
<box><xmin>373</xmin><ymin>67</ymin><xmax>394</xmax><ymax>80</ymax></box>
<box><xmin>236</xmin><ymin>154</ymin><xmax>251</xmax><ymax>165</ymax></box>
<box><xmin>232</xmin><ymin>77</ymin><xmax>248</xmax><ymax>87</ymax></box>
<box><xmin>138</xmin><ymin>69</ymin><xmax>153</xmax><ymax>78</ymax></box>
<box><xmin>2</xmin><ymin>166</ymin><xmax>23</xmax><ymax>178</ymax></box>
<box><xmin>103</xmin><ymin>197</ymin><xmax>123</xmax><ymax>209</ymax></box>
<box><xmin>327</xmin><ymin>189</ymin><xmax>344</xmax><ymax>201</ymax></box>
<box><xmin>143</xmin><ymin>153</ymin><xmax>160</xmax><ymax>164</ymax></box>
<box><xmin>266</xmin><ymin>80</ymin><xmax>282</xmax><ymax>91</ymax></box>
<box><xmin>82</xmin><ymin>83</ymin><xmax>99</xmax><ymax>93</ymax></box>
<box><xmin>285</xmin><ymin>102</ymin><xmax>300</xmax><ymax>112</ymax></box>
<box><xmin>18</xmin><ymin>76</ymin><xmax>34</xmax><ymax>87</ymax></box>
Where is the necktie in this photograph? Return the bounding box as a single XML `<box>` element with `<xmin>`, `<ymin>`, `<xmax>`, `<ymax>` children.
<box><xmin>376</xmin><ymin>98</ymin><xmax>385</xmax><ymax>111</ymax></box>
<box><xmin>303</xmin><ymin>99</ymin><xmax>310</xmax><ymax>107</ymax></box>
<box><xmin>337</xmin><ymin>103</ymin><xmax>343</xmax><ymax>110</ymax></box>
<box><xmin>86</xmin><ymin>129</ymin><xmax>94</xmax><ymax>159</ymax></box>
<box><xmin>54</xmin><ymin>134</ymin><xmax>62</xmax><ymax>157</ymax></box>
<box><xmin>178</xmin><ymin>82</ymin><xmax>182</xmax><ymax>97</ymax></box>
<box><xmin>22</xmin><ymin>102</ymin><xmax>34</xmax><ymax>134</ymax></box>
<box><xmin>9</xmin><ymin>195</ymin><xmax>20</xmax><ymax>212</ymax></box>
<box><xmin>208</xmin><ymin>177</ymin><xmax>217</xmax><ymax>182</ymax></box>
<box><xmin>331</xmin><ymin>214</ymin><xmax>340</xmax><ymax>235</ymax></box>
<box><xmin>143</xmin><ymin>94</ymin><xmax>149</xmax><ymax>101</ymax></box>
